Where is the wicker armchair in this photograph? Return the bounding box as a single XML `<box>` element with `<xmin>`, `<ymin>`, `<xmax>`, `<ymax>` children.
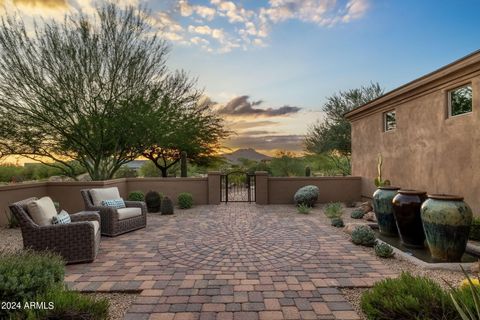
<box><xmin>81</xmin><ymin>189</ymin><xmax>147</xmax><ymax>237</ymax></box>
<box><xmin>9</xmin><ymin>198</ymin><xmax>101</xmax><ymax>264</ymax></box>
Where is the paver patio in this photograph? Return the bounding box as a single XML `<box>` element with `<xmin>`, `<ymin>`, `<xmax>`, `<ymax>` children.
<box><xmin>65</xmin><ymin>204</ymin><xmax>397</xmax><ymax>320</ymax></box>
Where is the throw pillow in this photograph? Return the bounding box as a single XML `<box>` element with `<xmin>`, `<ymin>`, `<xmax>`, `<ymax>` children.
<box><xmin>27</xmin><ymin>196</ymin><xmax>58</xmax><ymax>226</ymax></box>
<box><xmin>52</xmin><ymin>210</ymin><xmax>71</xmax><ymax>225</ymax></box>
<box><xmin>101</xmin><ymin>198</ymin><xmax>126</xmax><ymax>209</ymax></box>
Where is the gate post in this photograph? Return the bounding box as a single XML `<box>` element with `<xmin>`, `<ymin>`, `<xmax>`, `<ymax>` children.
<box><xmin>255</xmin><ymin>171</ymin><xmax>268</xmax><ymax>205</ymax></box>
<box><xmin>207</xmin><ymin>171</ymin><xmax>221</xmax><ymax>204</ymax></box>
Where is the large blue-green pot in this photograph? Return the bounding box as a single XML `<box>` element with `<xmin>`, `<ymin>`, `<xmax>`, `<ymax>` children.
<box><xmin>373</xmin><ymin>186</ymin><xmax>400</xmax><ymax>236</ymax></box>
<box><xmin>421</xmin><ymin>194</ymin><xmax>472</xmax><ymax>262</ymax></box>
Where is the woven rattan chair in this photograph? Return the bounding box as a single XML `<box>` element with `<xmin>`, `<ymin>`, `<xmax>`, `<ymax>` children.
<box><xmin>9</xmin><ymin>198</ymin><xmax>101</xmax><ymax>264</ymax></box>
<box><xmin>81</xmin><ymin>189</ymin><xmax>147</xmax><ymax>237</ymax></box>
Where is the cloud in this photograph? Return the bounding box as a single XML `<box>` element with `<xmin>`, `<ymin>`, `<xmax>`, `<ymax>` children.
<box><xmin>217</xmin><ymin>95</ymin><xmax>301</xmax><ymax>117</ymax></box>
<box><xmin>12</xmin><ymin>0</ymin><xmax>67</xmax><ymax>8</ymax></box>
<box><xmin>229</xmin><ymin>120</ymin><xmax>278</xmax><ymax>130</ymax></box>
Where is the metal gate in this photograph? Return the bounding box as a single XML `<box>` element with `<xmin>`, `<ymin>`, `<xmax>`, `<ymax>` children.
<box><xmin>221</xmin><ymin>171</ymin><xmax>255</xmax><ymax>203</ymax></box>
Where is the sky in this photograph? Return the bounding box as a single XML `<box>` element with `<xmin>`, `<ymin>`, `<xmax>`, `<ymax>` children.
<box><xmin>2</xmin><ymin>0</ymin><xmax>480</xmax><ymax>156</ymax></box>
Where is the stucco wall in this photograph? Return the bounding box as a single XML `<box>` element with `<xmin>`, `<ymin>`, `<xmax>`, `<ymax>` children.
<box><xmin>0</xmin><ymin>182</ymin><xmax>48</xmax><ymax>226</ymax></box>
<box><xmin>126</xmin><ymin>177</ymin><xmax>209</xmax><ymax>205</ymax></box>
<box><xmin>267</xmin><ymin>176</ymin><xmax>361</xmax><ymax>204</ymax></box>
<box><xmin>351</xmin><ymin>73</ymin><xmax>480</xmax><ymax>213</ymax></box>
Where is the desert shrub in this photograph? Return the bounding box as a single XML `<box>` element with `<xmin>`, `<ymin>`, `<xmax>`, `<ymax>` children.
<box><xmin>161</xmin><ymin>196</ymin><xmax>174</xmax><ymax>215</ymax></box>
<box><xmin>351</xmin><ymin>208</ymin><xmax>365</xmax><ymax>219</ymax></box>
<box><xmin>351</xmin><ymin>225</ymin><xmax>376</xmax><ymax>246</ymax></box>
<box><xmin>26</xmin><ymin>287</ymin><xmax>109</xmax><ymax>320</ymax></box>
<box><xmin>361</xmin><ymin>272</ymin><xmax>472</xmax><ymax>320</ymax></box>
<box><xmin>470</xmin><ymin>217</ymin><xmax>480</xmax><ymax>241</ymax></box>
<box><xmin>293</xmin><ymin>185</ymin><xmax>319</xmax><ymax>207</ymax></box>
<box><xmin>127</xmin><ymin>191</ymin><xmax>145</xmax><ymax>202</ymax></box>
<box><xmin>114</xmin><ymin>165</ymin><xmax>138</xmax><ymax>178</ymax></box>
<box><xmin>297</xmin><ymin>204</ymin><xmax>311</xmax><ymax>214</ymax></box>
<box><xmin>145</xmin><ymin>190</ymin><xmax>162</xmax><ymax>213</ymax></box>
<box><xmin>324</xmin><ymin>202</ymin><xmax>343</xmax><ymax>219</ymax></box>
<box><xmin>331</xmin><ymin>217</ymin><xmax>344</xmax><ymax>228</ymax></box>
<box><xmin>374</xmin><ymin>242</ymin><xmax>394</xmax><ymax>258</ymax></box>
<box><xmin>178</xmin><ymin>193</ymin><xmax>193</xmax><ymax>209</ymax></box>
<box><xmin>139</xmin><ymin>161</ymin><xmax>163</xmax><ymax>177</ymax></box>
<box><xmin>0</xmin><ymin>250</ymin><xmax>64</xmax><ymax>318</ymax></box>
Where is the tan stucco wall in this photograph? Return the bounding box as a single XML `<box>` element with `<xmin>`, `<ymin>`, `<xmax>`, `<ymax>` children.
<box><xmin>351</xmin><ymin>73</ymin><xmax>480</xmax><ymax>214</ymax></box>
<box><xmin>0</xmin><ymin>182</ymin><xmax>48</xmax><ymax>226</ymax></box>
<box><xmin>126</xmin><ymin>177</ymin><xmax>209</xmax><ymax>205</ymax></box>
<box><xmin>267</xmin><ymin>176</ymin><xmax>362</xmax><ymax>204</ymax></box>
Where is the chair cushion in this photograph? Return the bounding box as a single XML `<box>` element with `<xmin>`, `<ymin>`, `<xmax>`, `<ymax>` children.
<box><xmin>101</xmin><ymin>199</ymin><xmax>126</xmax><ymax>209</ymax></box>
<box><xmin>117</xmin><ymin>207</ymin><xmax>142</xmax><ymax>220</ymax></box>
<box><xmin>90</xmin><ymin>221</ymin><xmax>100</xmax><ymax>234</ymax></box>
<box><xmin>52</xmin><ymin>210</ymin><xmax>71</xmax><ymax>225</ymax></box>
<box><xmin>90</xmin><ymin>187</ymin><xmax>121</xmax><ymax>206</ymax></box>
<box><xmin>27</xmin><ymin>197</ymin><xmax>58</xmax><ymax>226</ymax></box>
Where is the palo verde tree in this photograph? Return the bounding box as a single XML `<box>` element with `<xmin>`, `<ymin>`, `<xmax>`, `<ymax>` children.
<box><xmin>304</xmin><ymin>83</ymin><xmax>384</xmax><ymax>175</ymax></box>
<box><xmin>0</xmin><ymin>3</ymin><xmax>181</xmax><ymax>180</ymax></box>
<box><xmin>141</xmin><ymin>79</ymin><xmax>229</xmax><ymax>177</ymax></box>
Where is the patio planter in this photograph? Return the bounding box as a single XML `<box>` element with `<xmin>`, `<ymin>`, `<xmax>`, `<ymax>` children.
<box><xmin>392</xmin><ymin>190</ymin><xmax>427</xmax><ymax>248</ymax></box>
<box><xmin>421</xmin><ymin>194</ymin><xmax>472</xmax><ymax>262</ymax></box>
<box><xmin>372</xmin><ymin>186</ymin><xmax>400</xmax><ymax>236</ymax></box>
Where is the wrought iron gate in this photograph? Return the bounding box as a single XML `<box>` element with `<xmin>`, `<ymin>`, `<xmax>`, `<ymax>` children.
<box><xmin>221</xmin><ymin>171</ymin><xmax>255</xmax><ymax>203</ymax></box>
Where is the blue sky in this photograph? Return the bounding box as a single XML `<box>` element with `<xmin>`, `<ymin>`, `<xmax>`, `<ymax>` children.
<box><xmin>5</xmin><ymin>0</ymin><xmax>480</xmax><ymax>154</ymax></box>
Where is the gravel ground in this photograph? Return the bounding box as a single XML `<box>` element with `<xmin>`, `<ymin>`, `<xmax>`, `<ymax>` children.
<box><xmin>0</xmin><ymin>227</ymin><xmax>22</xmax><ymax>251</ymax></box>
<box><xmin>89</xmin><ymin>292</ymin><xmax>138</xmax><ymax>320</ymax></box>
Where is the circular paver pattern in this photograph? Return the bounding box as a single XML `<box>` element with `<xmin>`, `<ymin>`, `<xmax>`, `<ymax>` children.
<box><xmin>157</xmin><ymin>213</ymin><xmax>320</xmax><ymax>271</ymax></box>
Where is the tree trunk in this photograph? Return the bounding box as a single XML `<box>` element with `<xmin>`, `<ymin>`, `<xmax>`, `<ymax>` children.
<box><xmin>161</xmin><ymin>167</ymin><xmax>168</xmax><ymax>177</ymax></box>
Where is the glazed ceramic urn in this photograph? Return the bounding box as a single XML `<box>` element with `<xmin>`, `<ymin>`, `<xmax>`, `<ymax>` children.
<box><xmin>421</xmin><ymin>194</ymin><xmax>472</xmax><ymax>262</ymax></box>
<box><xmin>392</xmin><ymin>190</ymin><xmax>427</xmax><ymax>248</ymax></box>
<box><xmin>372</xmin><ymin>186</ymin><xmax>400</xmax><ymax>236</ymax></box>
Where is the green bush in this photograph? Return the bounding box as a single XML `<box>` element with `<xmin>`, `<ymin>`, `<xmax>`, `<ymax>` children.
<box><xmin>331</xmin><ymin>217</ymin><xmax>344</xmax><ymax>228</ymax></box>
<box><xmin>351</xmin><ymin>225</ymin><xmax>376</xmax><ymax>246</ymax></box>
<box><xmin>351</xmin><ymin>208</ymin><xmax>365</xmax><ymax>219</ymax></box>
<box><xmin>374</xmin><ymin>242</ymin><xmax>394</xmax><ymax>258</ymax></box>
<box><xmin>297</xmin><ymin>204</ymin><xmax>311</xmax><ymax>214</ymax></box>
<box><xmin>294</xmin><ymin>185</ymin><xmax>319</xmax><ymax>207</ymax></box>
<box><xmin>114</xmin><ymin>165</ymin><xmax>138</xmax><ymax>178</ymax></box>
<box><xmin>127</xmin><ymin>191</ymin><xmax>145</xmax><ymax>202</ymax></box>
<box><xmin>324</xmin><ymin>202</ymin><xmax>343</xmax><ymax>219</ymax></box>
<box><xmin>470</xmin><ymin>217</ymin><xmax>480</xmax><ymax>241</ymax></box>
<box><xmin>145</xmin><ymin>190</ymin><xmax>162</xmax><ymax>213</ymax></box>
<box><xmin>161</xmin><ymin>196</ymin><xmax>174</xmax><ymax>215</ymax></box>
<box><xmin>0</xmin><ymin>250</ymin><xmax>64</xmax><ymax>318</ymax></box>
<box><xmin>178</xmin><ymin>192</ymin><xmax>193</xmax><ymax>209</ymax></box>
<box><xmin>26</xmin><ymin>287</ymin><xmax>109</xmax><ymax>320</ymax></box>
<box><xmin>361</xmin><ymin>272</ymin><xmax>473</xmax><ymax>320</ymax></box>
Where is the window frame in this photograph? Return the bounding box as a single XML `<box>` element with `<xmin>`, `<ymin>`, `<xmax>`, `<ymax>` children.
<box><xmin>448</xmin><ymin>84</ymin><xmax>473</xmax><ymax>117</ymax></box>
<box><xmin>383</xmin><ymin>110</ymin><xmax>396</xmax><ymax>132</ymax></box>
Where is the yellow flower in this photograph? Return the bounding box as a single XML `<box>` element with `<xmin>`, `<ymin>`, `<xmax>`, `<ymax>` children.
<box><xmin>460</xmin><ymin>278</ymin><xmax>480</xmax><ymax>289</ymax></box>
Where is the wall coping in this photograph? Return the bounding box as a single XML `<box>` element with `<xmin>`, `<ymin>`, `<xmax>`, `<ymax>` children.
<box><xmin>126</xmin><ymin>177</ymin><xmax>208</xmax><ymax>182</ymax></box>
<box><xmin>268</xmin><ymin>176</ymin><xmax>361</xmax><ymax>181</ymax></box>
<box><xmin>0</xmin><ymin>181</ymin><xmax>47</xmax><ymax>191</ymax></box>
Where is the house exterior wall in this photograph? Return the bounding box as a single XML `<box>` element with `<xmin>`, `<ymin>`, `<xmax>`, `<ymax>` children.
<box><xmin>350</xmin><ymin>68</ymin><xmax>480</xmax><ymax>214</ymax></box>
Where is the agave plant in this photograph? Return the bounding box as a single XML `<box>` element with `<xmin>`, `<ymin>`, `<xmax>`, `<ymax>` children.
<box><xmin>448</xmin><ymin>265</ymin><xmax>480</xmax><ymax>320</ymax></box>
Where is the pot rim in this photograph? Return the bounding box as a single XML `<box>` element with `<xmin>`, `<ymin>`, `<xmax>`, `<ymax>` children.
<box><xmin>378</xmin><ymin>186</ymin><xmax>400</xmax><ymax>190</ymax></box>
<box><xmin>398</xmin><ymin>189</ymin><xmax>427</xmax><ymax>195</ymax></box>
<box><xmin>427</xmin><ymin>194</ymin><xmax>464</xmax><ymax>201</ymax></box>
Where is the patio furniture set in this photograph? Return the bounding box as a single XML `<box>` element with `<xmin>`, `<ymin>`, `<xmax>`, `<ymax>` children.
<box><xmin>8</xmin><ymin>187</ymin><xmax>147</xmax><ymax>264</ymax></box>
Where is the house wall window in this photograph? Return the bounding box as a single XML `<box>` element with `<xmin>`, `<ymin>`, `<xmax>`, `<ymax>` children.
<box><xmin>384</xmin><ymin>110</ymin><xmax>396</xmax><ymax>131</ymax></box>
<box><xmin>448</xmin><ymin>84</ymin><xmax>473</xmax><ymax>116</ymax></box>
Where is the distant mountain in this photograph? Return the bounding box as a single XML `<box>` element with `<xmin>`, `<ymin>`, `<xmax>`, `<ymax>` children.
<box><xmin>222</xmin><ymin>148</ymin><xmax>272</xmax><ymax>164</ymax></box>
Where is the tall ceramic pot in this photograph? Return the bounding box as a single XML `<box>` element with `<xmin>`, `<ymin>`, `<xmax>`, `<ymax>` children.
<box><xmin>372</xmin><ymin>186</ymin><xmax>400</xmax><ymax>236</ymax></box>
<box><xmin>392</xmin><ymin>190</ymin><xmax>427</xmax><ymax>248</ymax></box>
<box><xmin>421</xmin><ymin>194</ymin><xmax>472</xmax><ymax>262</ymax></box>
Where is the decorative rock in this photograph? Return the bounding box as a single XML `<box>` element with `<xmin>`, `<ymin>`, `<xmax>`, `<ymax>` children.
<box><xmin>471</xmin><ymin>261</ymin><xmax>480</xmax><ymax>273</ymax></box>
<box><xmin>363</xmin><ymin>211</ymin><xmax>377</xmax><ymax>222</ymax></box>
<box><xmin>360</xmin><ymin>202</ymin><xmax>373</xmax><ymax>213</ymax></box>
<box><xmin>343</xmin><ymin>222</ymin><xmax>370</xmax><ymax>235</ymax></box>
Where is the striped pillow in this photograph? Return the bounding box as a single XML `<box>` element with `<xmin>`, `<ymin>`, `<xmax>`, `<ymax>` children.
<box><xmin>52</xmin><ymin>210</ymin><xmax>71</xmax><ymax>225</ymax></box>
<box><xmin>101</xmin><ymin>199</ymin><xmax>126</xmax><ymax>209</ymax></box>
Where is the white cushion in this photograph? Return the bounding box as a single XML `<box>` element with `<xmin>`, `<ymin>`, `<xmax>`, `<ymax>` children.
<box><xmin>90</xmin><ymin>221</ymin><xmax>100</xmax><ymax>234</ymax></box>
<box><xmin>90</xmin><ymin>187</ymin><xmax>121</xmax><ymax>206</ymax></box>
<box><xmin>117</xmin><ymin>207</ymin><xmax>142</xmax><ymax>220</ymax></box>
<box><xmin>27</xmin><ymin>197</ymin><xmax>58</xmax><ymax>226</ymax></box>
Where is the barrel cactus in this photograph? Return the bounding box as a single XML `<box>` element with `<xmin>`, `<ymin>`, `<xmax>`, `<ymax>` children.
<box><xmin>293</xmin><ymin>185</ymin><xmax>319</xmax><ymax>207</ymax></box>
<box><xmin>331</xmin><ymin>218</ymin><xmax>344</xmax><ymax>228</ymax></box>
<box><xmin>161</xmin><ymin>196</ymin><xmax>174</xmax><ymax>215</ymax></box>
<box><xmin>351</xmin><ymin>209</ymin><xmax>365</xmax><ymax>219</ymax></box>
<box><xmin>145</xmin><ymin>190</ymin><xmax>162</xmax><ymax>213</ymax></box>
<box><xmin>374</xmin><ymin>242</ymin><xmax>394</xmax><ymax>258</ymax></box>
<box><xmin>351</xmin><ymin>225</ymin><xmax>376</xmax><ymax>247</ymax></box>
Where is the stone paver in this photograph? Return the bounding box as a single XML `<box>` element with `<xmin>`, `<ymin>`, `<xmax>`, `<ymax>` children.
<box><xmin>66</xmin><ymin>204</ymin><xmax>397</xmax><ymax>319</ymax></box>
